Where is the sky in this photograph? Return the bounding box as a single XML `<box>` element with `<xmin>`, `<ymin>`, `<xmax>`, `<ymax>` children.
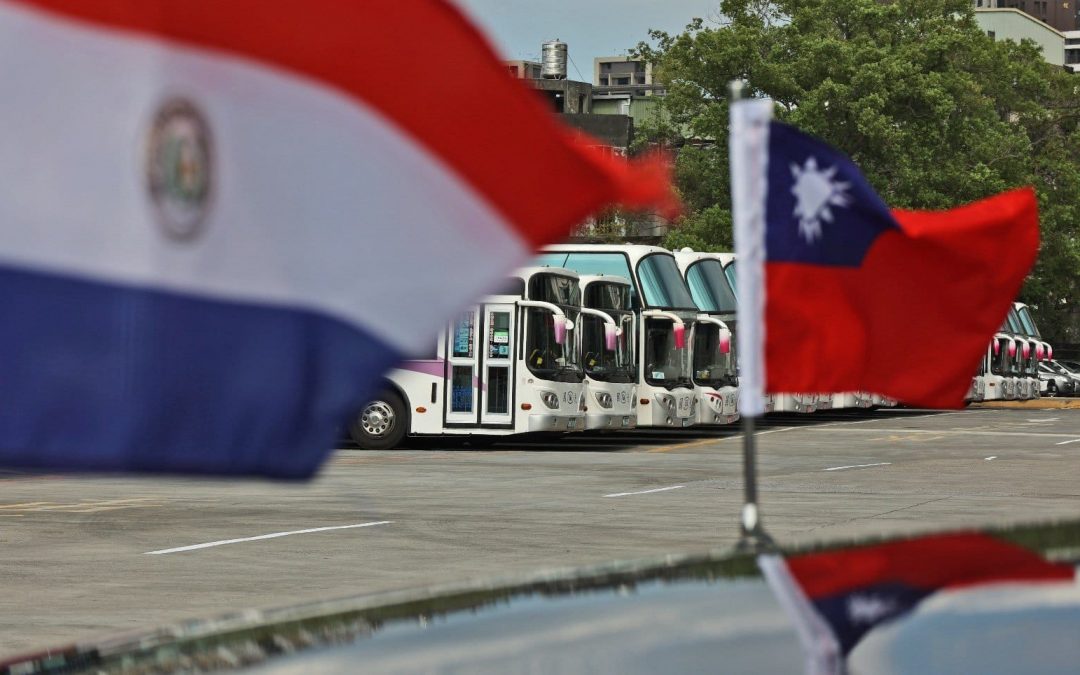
<box><xmin>455</xmin><ymin>0</ymin><xmax>721</xmax><ymax>79</ymax></box>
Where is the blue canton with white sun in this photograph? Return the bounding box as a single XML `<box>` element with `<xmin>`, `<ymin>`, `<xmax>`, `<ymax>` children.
<box><xmin>765</xmin><ymin>122</ymin><xmax>897</xmax><ymax>268</ymax></box>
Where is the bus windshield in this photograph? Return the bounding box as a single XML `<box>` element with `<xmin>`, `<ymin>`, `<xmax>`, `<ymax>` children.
<box><xmin>1017</xmin><ymin>307</ymin><xmax>1041</xmax><ymax>337</ymax></box>
<box><xmin>643</xmin><ymin>318</ymin><xmax>692</xmax><ymax>389</ymax></box>
<box><xmin>637</xmin><ymin>254</ymin><xmax>697</xmax><ymax>310</ymax></box>
<box><xmin>1006</xmin><ymin>308</ymin><xmax>1023</xmax><ymax>334</ymax></box>
<box><xmin>1008</xmin><ymin>342</ymin><xmax>1023</xmax><ymax>376</ymax></box>
<box><xmin>525</xmin><ymin>274</ymin><xmax>582</xmax><ymax>382</ymax></box>
<box><xmin>581</xmin><ymin>311</ymin><xmax>635</xmax><ymax>383</ymax></box>
<box><xmin>582</xmin><ymin>282</ymin><xmax>635</xmax><ymax>384</ymax></box>
<box><xmin>692</xmin><ymin>322</ymin><xmax>736</xmax><ymax>388</ymax></box>
<box><xmin>685</xmin><ymin>260</ymin><xmax>738</xmax><ymax>314</ymax></box>
<box><xmin>724</xmin><ymin>260</ymin><xmax>737</xmax><ymax>297</ymax></box>
<box><xmin>990</xmin><ymin>337</ymin><xmax>1009</xmax><ymax>376</ymax></box>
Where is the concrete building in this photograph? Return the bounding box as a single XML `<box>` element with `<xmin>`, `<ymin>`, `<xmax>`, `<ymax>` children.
<box><xmin>590</xmin><ymin>56</ymin><xmax>668</xmax><ymax>131</ymax></box>
<box><xmin>974</xmin><ymin>0</ymin><xmax>1078</xmax><ymax>32</ymax></box>
<box><xmin>593</xmin><ymin>56</ymin><xmax>653</xmax><ymax>88</ymax></box>
<box><xmin>503</xmin><ymin>50</ymin><xmax>671</xmax><ymax>242</ymax></box>
<box><xmin>1068</xmin><ymin>31</ymin><xmax>1080</xmax><ymax>68</ymax></box>
<box><xmin>530</xmin><ymin>78</ymin><xmax>594</xmax><ymax>115</ymax></box>
<box><xmin>975</xmin><ymin>7</ymin><xmax>1080</xmax><ymax>71</ymax></box>
<box><xmin>505</xmin><ymin>60</ymin><xmax>542</xmax><ymax>80</ymax></box>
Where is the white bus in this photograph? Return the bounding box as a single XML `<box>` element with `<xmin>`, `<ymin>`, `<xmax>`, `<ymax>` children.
<box><xmin>1015</xmin><ymin>301</ymin><xmax>1051</xmax><ymax>397</ymax></box>
<box><xmin>577</xmin><ymin>274</ymin><xmax>638</xmax><ymax>430</ymax></box>
<box><xmin>1003</xmin><ymin>306</ymin><xmax>1037</xmax><ymax>400</ymax></box>
<box><xmin>348</xmin><ymin>267</ymin><xmax>587</xmax><ymax>449</ymax></box>
<box><xmin>978</xmin><ymin>333</ymin><xmax>1009</xmax><ymax>401</ymax></box>
<box><xmin>673</xmin><ymin>249</ymin><xmax>740</xmax><ymax>425</ymax></box>
<box><xmin>538</xmin><ymin>245</ymin><xmax>700</xmax><ymax>428</ymax></box>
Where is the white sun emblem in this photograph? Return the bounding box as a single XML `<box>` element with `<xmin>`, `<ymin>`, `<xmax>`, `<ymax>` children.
<box><xmin>790</xmin><ymin>156</ymin><xmax>851</xmax><ymax>244</ymax></box>
<box><xmin>846</xmin><ymin>594</ymin><xmax>898</xmax><ymax>625</ymax></box>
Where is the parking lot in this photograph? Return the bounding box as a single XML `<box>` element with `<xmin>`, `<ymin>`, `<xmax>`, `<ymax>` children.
<box><xmin>1</xmin><ymin>407</ymin><xmax>1079</xmax><ymax>656</ymax></box>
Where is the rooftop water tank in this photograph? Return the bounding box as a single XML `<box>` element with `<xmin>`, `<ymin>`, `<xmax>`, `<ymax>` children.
<box><xmin>541</xmin><ymin>40</ymin><xmax>568</xmax><ymax>80</ymax></box>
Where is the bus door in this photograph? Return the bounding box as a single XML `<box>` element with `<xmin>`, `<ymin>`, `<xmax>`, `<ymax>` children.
<box><xmin>445</xmin><ymin>308</ymin><xmax>481</xmax><ymax>425</ymax></box>
<box><xmin>444</xmin><ymin>304</ymin><xmax>516</xmax><ymax>427</ymax></box>
<box><xmin>480</xmin><ymin>303</ymin><xmax>515</xmax><ymax>426</ymax></box>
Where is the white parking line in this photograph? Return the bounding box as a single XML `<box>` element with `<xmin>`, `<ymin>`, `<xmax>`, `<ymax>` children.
<box><xmin>144</xmin><ymin>521</ymin><xmax>392</xmax><ymax>555</ymax></box>
<box><xmin>813</xmin><ymin>428</ymin><xmax>1079</xmax><ymax>439</ymax></box>
<box><xmin>824</xmin><ymin>462</ymin><xmax>891</xmax><ymax>472</ymax></box>
<box><xmin>604</xmin><ymin>485</ymin><xmax>685</xmax><ymax>498</ymax></box>
<box><xmin>985</xmin><ymin>456</ymin><xmax>997</xmax><ymax>461</ymax></box>
<box><xmin>1056</xmin><ymin>439</ymin><xmax>1080</xmax><ymax>446</ymax></box>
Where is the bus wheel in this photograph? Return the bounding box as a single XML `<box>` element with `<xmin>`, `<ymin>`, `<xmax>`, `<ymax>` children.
<box><xmin>350</xmin><ymin>391</ymin><xmax>408</xmax><ymax>450</ymax></box>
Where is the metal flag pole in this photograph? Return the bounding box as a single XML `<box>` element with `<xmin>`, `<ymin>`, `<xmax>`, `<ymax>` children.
<box><xmin>737</xmin><ymin>410</ymin><xmax>774</xmax><ymax>551</ymax></box>
<box><xmin>729</xmin><ymin>79</ymin><xmax>776</xmax><ymax>553</ymax></box>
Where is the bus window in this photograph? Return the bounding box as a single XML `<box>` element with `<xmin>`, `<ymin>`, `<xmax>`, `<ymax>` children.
<box><xmin>562</xmin><ymin>252</ymin><xmax>633</xmax><ymax>280</ymax></box>
<box><xmin>525</xmin><ymin>309</ymin><xmax>582</xmax><ymax>382</ymax></box>
<box><xmin>581</xmin><ymin>313</ymin><xmax>635</xmax><ymax>384</ymax></box>
<box><xmin>533</xmin><ymin>252</ymin><xmax>569</xmax><ymax>268</ymax></box>
<box><xmin>990</xmin><ymin>338</ymin><xmax>1008</xmax><ymax>376</ymax></box>
<box><xmin>685</xmin><ymin>259</ymin><xmax>737</xmax><ymax>314</ymax></box>
<box><xmin>692</xmin><ymin>323</ymin><xmax>734</xmax><ymax>388</ymax></box>
<box><xmin>1006</xmin><ymin>308</ymin><xmax>1023</xmax><ymax>335</ymax></box>
<box><xmin>584</xmin><ymin>282</ymin><xmax>631</xmax><ymax>312</ymax></box>
<box><xmin>644</xmin><ymin>320</ymin><xmax>691</xmax><ymax>389</ymax></box>
<box><xmin>529</xmin><ymin>273</ymin><xmax>580</xmax><ymax>308</ymax></box>
<box><xmin>724</xmin><ymin>261</ymin><xmax>737</xmax><ymax>297</ymax></box>
<box><xmin>637</xmin><ymin>254</ymin><xmax>697</xmax><ymax>309</ymax></box>
<box><xmin>1017</xmin><ymin>307</ymin><xmax>1041</xmax><ymax>337</ymax></box>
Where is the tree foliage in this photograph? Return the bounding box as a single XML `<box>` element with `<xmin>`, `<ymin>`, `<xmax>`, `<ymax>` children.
<box><xmin>638</xmin><ymin>0</ymin><xmax>1080</xmax><ymax>342</ymax></box>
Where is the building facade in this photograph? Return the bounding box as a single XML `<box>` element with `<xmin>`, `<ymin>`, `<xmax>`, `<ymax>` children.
<box><xmin>975</xmin><ymin>7</ymin><xmax>1080</xmax><ymax>70</ymax></box>
<box><xmin>975</xmin><ymin>0</ymin><xmax>1079</xmax><ymax>32</ymax></box>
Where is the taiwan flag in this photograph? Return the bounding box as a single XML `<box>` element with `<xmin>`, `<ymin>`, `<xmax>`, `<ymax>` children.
<box><xmin>729</xmin><ymin>99</ymin><xmax>1039</xmax><ymax>415</ymax></box>
<box><xmin>759</xmin><ymin>532</ymin><xmax>1076</xmax><ymax>674</ymax></box>
<box><xmin>0</xmin><ymin>1</ymin><xmax>674</xmax><ymax>478</ymax></box>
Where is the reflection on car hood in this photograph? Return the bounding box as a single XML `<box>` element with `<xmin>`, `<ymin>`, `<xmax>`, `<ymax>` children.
<box><xmin>6</xmin><ymin>521</ymin><xmax>1080</xmax><ymax>675</ymax></box>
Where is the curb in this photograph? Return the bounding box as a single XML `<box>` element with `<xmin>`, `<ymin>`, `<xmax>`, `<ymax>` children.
<box><xmin>970</xmin><ymin>399</ymin><xmax>1080</xmax><ymax>410</ymax></box>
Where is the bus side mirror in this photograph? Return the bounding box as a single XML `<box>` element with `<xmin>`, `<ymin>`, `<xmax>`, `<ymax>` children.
<box><xmin>674</xmin><ymin>323</ymin><xmax>686</xmax><ymax>350</ymax></box>
<box><xmin>604</xmin><ymin>323</ymin><xmax>617</xmax><ymax>351</ymax></box>
<box><xmin>719</xmin><ymin>330</ymin><xmax>731</xmax><ymax>355</ymax></box>
<box><xmin>554</xmin><ymin>319</ymin><xmax>566</xmax><ymax>346</ymax></box>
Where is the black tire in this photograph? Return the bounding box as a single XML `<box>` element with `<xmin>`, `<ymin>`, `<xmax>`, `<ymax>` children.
<box><xmin>350</xmin><ymin>390</ymin><xmax>408</xmax><ymax>450</ymax></box>
<box><xmin>1046</xmin><ymin>382</ymin><xmax>1058</xmax><ymax>398</ymax></box>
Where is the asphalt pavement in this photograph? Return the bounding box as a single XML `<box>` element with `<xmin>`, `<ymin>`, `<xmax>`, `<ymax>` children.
<box><xmin>1</xmin><ymin>407</ymin><xmax>1078</xmax><ymax>656</ymax></box>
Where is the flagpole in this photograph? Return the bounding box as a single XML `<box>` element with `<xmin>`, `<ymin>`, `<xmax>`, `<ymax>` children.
<box><xmin>729</xmin><ymin>79</ymin><xmax>775</xmax><ymax>553</ymax></box>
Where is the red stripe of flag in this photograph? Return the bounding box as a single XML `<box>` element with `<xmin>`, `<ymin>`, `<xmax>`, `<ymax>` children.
<box><xmin>8</xmin><ymin>0</ymin><xmax>675</xmax><ymax>243</ymax></box>
<box><xmin>786</xmin><ymin>532</ymin><xmax>1073</xmax><ymax>601</ymax></box>
<box><xmin>766</xmin><ymin>187</ymin><xmax>1038</xmax><ymax>408</ymax></box>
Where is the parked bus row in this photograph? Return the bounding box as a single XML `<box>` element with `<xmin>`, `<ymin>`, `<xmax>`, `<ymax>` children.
<box><xmin>969</xmin><ymin>302</ymin><xmax>1057</xmax><ymax>402</ymax></box>
<box><xmin>354</xmin><ymin>244</ymin><xmax>1069</xmax><ymax>450</ymax></box>
<box><xmin>347</xmin><ymin>244</ymin><xmax>900</xmax><ymax>449</ymax></box>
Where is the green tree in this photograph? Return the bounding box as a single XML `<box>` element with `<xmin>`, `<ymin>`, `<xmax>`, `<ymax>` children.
<box><xmin>638</xmin><ymin>0</ymin><xmax>1080</xmax><ymax>342</ymax></box>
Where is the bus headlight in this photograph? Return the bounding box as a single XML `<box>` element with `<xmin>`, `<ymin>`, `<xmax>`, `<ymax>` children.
<box><xmin>540</xmin><ymin>391</ymin><xmax>560</xmax><ymax>410</ymax></box>
<box><xmin>594</xmin><ymin>392</ymin><xmax>613</xmax><ymax>409</ymax></box>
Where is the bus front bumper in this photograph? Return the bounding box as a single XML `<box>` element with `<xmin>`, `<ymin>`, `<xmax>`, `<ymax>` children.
<box><xmin>586</xmin><ymin>412</ymin><xmax>637</xmax><ymax>430</ymax></box>
<box><xmin>528</xmin><ymin>413</ymin><xmax>586</xmax><ymax>432</ymax></box>
<box><xmin>695</xmin><ymin>386</ymin><xmax>739</xmax><ymax>425</ymax></box>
